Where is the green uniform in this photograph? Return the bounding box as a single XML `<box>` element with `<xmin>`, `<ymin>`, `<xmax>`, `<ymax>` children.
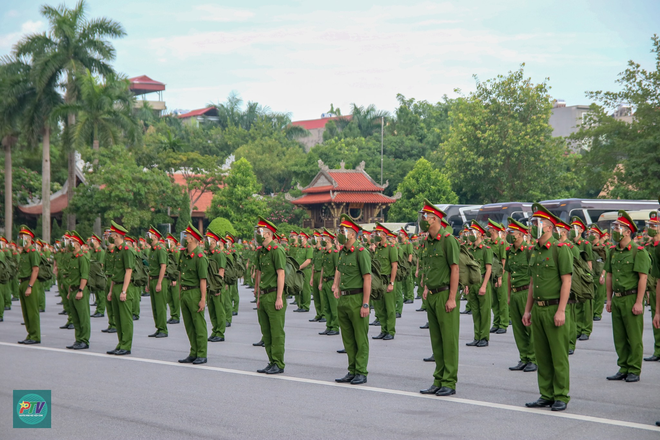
<box><xmin>0</xmin><ymin>250</ymin><xmax>10</xmax><ymax>319</ymax></box>
<box><xmin>311</xmin><ymin>246</ymin><xmax>325</xmax><ymax>320</ymax></box>
<box><xmin>647</xmin><ymin>240</ymin><xmax>660</xmax><ymax>358</ymax></box>
<box><xmin>18</xmin><ymin>245</ymin><xmax>41</xmax><ymax>342</ymax></box>
<box><xmin>104</xmin><ymin>246</ymin><xmax>117</xmax><ymax>330</ymax></box>
<box><xmin>422</xmin><ymin>231</ymin><xmax>460</xmax><ymax>389</ymax></box>
<box><xmin>592</xmin><ymin>242</ymin><xmax>608</xmax><ymax>319</ymax></box>
<box><xmin>148</xmin><ymin>243</ymin><xmax>169</xmax><ymax>335</ymax></box>
<box><xmin>91</xmin><ymin>248</ymin><xmax>106</xmax><ymax>315</ymax></box>
<box><xmin>207</xmin><ymin>248</ymin><xmax>227</xmax><ymax>339</ymax></box>
<box><xmin>230</xmin><ymin>248</ymin><xmax>240</xmax><ymax>315</ymax></box>
<box><xmin>373</xmin><ymin>242</ymin><xmax>398</xmax><ymax>336</ymax></box>
<box><xmin>257</xmin><ymin>242</ymin><xmax>287</xmax><ymax>369</ymax></box>
<box><xmin>505</xmin><ymin>242</ymin><xmax>535</xmax><ymax>364</ymax></box>
<box><xmin>337</xmin><ymin>243</ymin><xmax>371</xmax><ymax>376</ymax></box>
<box><xmin>223</xmin><ymin>251</ymin><xmax>235</xmax><ymax>324</ymax></box>
<box><xmin>605</xmin><ymin>242</ymin><xmax>651</xmax><ymax>376</ymax></box>
<box><xmin>68</xmin><ymin>251</ymin><xmax>91</xmax><ymax>345</ymax></box>
<box><xmin>402</xmin><ymin>241</ymin><xmax>415</xmax><ymax>303</ymax></box>
<box><xmin>131</xmin><ymin>249</ymin><xmax>144</xmax><ymax>319</ymax></box>
<box><xmin>293</xmin><ymin>244</ymin><xmax>313</xmax><ymax>311</ymax></box>
<box><xmin>179</xmin><ymin>246</ymin><xmax>209</xmax><ymax>359</ymax></box>
<box><xmin>487</xmin><ymin>237</ymin><xmax>509</xmax><ymax>330</ymax></box>
<box><xmin>167</xmin><ymin>248</ymin><xmax>181</xmax><ymax>321</ymax></box>
<box><xmin>395</xmin><ymin>241</ymin><xmax>413</xmax><ymax>315</ymax></box>
<box><xmin>58</xmin><ymin>249</ymin><xmax>74</xmax><ymax>326</ymax></box>
<box><xmin>110</xmin><ymin>243</ymin><xmax>137</xmax><ymax>351</ymax></box>
<box><xmin>573</xmin><ymin>239</ymin><xmax>594</xmax><ymax>337</ymax></box>
<box><xmin>320</xmin><ymin>247</ymin><xmax>340</xmax><ymax>332</ymax></box>
<box><xmin>468</xmin><ymin>242</ymin><xmax>493</xmax><ymax>341</ymax></box>
<box><xmin>529</xmin><ymin>238</ymin><xmax>573</xmax><ymax>404</ymax></box>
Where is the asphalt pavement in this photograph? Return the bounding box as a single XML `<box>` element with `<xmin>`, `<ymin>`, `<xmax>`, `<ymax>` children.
<box><xmin>1</xmin><ymin>284</ymin><xmax>660</xmax><ymax>439</ymax></box>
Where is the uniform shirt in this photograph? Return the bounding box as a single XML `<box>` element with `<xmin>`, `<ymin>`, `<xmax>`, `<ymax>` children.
<box><xmin>647</xmin><ymin>240</ymin><xmax>660</xmax><ymax>279</ymax></box>
<box><xmin>471</xmin><ymin>242</ymin><xmax>494</xmax><ymax>276</ymax></box>
<box><xmin>485</xmin><ymin>237</ymin><xmax>506</xmax><ymax>263</ymax></box>
<box><xmin>91</xmin><ymin>248</ymin><xmax>105</xmax><ymax>265</ymax></box>
<box><xmin>421</xmin><ymin>232</ymin><xmax>459</xmax><ymax>289</ymax></box>
<box><xmin>18</xmin><ymin>245</ymin><xmax>40</xmax><ymax>279</ymax></box>
<box><xmin>105</xmin><ymin>247</ymin><xmax>117</xmax><ymax>279</ymax></box>
<box><xmin>148</xmin><ymin>243</ymin><xmax>168</xmax><ymax>277</ymax></box>
<box><xmin>374</xmin><ymin>242</ymin><xmax>398</xmax><ymax>276</ymax></box>
<box><xmin>321</xmin><ymin>247</ymin><xmax>339</xmax><ymax>279</ymax></box>
<box><xmin>110</xmin><ymin>243</ymin><xmax>135</xmax><ymax>283</ymax></box>
<box><xmin>312</xmin><ymin>247</ymin><xmax>323</xmax><ymax>276</ymax></box>
<box><xmin>207</xmin><ymin>248</ymin><xmax>227</xmax><ymax>270</ymax></box>
<box><xmin>337</xmin><ymin>243</ymin><xmax>371</xmax><ymax>291</ymax></box>
<box><xmin>528</xmin><ymin>237</ymin><xmax>573</xmax><ymax>301</ymax></box>
<box><xmin>59</xmin><ymin>249</ymin><xmax>72</xmax><ymax>279</ymax></box>
<box><xmin>256</xmin><ymin>242</ymin><xmax>286</xmax><ymax>290</ymax></box>
<box><xmin>604</xmin><ymin>242</ymin><xmax>651</xmax><ymax>292</ymax></box>
<box><xmin>179</xmin><ymin>246</ymin><xmax>209</xmax><ymax>287</ymax></box>
<box><xmin>68</xmin><ymin>251</ymin><xmax>90</xmax><ymax>287</ymax></box>
<box><xmin>294</xmin><ymin>244</ymin><xmax>313</xmax><ymax>271</ymax></box>
<box><xmin>505</xmin><ymin>242</ymin><xmax>531</xmax><ymax>288</ymax></box>
<box><xmin>573</xmin><ymin>239</ymin><xmax>594</xmax><ymax>263</ymax></box>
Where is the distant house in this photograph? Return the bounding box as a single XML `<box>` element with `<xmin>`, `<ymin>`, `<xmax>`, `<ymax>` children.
<box><xmin>291</xmin><ymin>114</ymin><xmax>351</xmax><ymax>151</ymax></box>
<box><xmin>170</xmin><ymin>171</ymin><xmax>225</xmax><ymax>234</ymax></box>
<box><xmin>177</xmin><ymin>107</ymin><xmax>219</xmax><ymax>127</ymax></box>
<box><xmin>129</xmin><ymin>75</ymin><xmax>166</xmax><ymax>117</ymax></box>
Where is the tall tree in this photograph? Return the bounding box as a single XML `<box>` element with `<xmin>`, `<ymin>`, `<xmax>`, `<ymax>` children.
<box><xmin>16</xmin><ymin>0</ymin><xmax>126</xmax><ymax>230</ymax></box>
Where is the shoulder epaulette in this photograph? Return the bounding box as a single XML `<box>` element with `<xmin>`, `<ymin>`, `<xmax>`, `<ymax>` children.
<box><xmin>486</xmin><ymin>245</ymin><xmax>490</xmax><ymax>249</ymax></box>
<box><xmin>638</xmin><ymin>246</ymin><xmax>644</xmax><ymax>250</ymax></box>
<box><xmin>610</xmin><ymin>245</ymin><xmax>616</xmax><ymax>249</ymax></box>
<box><xmin>445</xmin><ymin>233</ymin><xmax>451</xmax><ymax>237</ymax></box>
<box><xmin>359</xmin><ymin>247</ymin><xmax>364</xmax><ymax>251</ymax></box>
<box><xmin>505</xmin><ymin>246</ymin><xmax>510</xmax><ymax>251</ymax></box>
<box><xmin>557</xmin><ymin>242</ymin><xmax>565</xmax><ymax>247</ymax></box>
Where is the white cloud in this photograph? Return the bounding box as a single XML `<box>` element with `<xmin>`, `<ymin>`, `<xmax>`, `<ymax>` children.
<box><xmin>5</xmin><ymin>10</ymin><xmax>20</xmax><ymax>18</ymax></box>
<box><xmin>191</xmin><ymin>5</ymin><xmax>254</xmax><ymax>22</ymax></box>
<box><xmin>0</xmin><ymin>20</ymin><xmax>44</xmax><ymax>49</ymax></box>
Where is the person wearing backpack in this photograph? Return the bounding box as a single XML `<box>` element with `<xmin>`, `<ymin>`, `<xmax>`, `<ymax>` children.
<box><xmin>166</xmin><ymin>234</ymin><xmax>181</xmax><ymax>325</ymax></box>
<box><xmin>205</xmin><ymin>229</ymin><xmax>227</xmax><ymax>342</ymax></box>
<box><xmin>254</xmin><ymin>217</ymin><xmax>287</xmax><ymax>375</ymax></box>
<box><xmin>570</xmin><ymin>217</ymin><xmax>595</xmax><ymax>342</ymax></box>
<box><xmin>106</xmin><ymin>222</ymin><xmax>137</xmax><ymax>356</ymax></box>
<box><xmin>89</xmin><ymin>234</ymin><xmax>106</xmax><ymax>318</ymax></box>
<box><xmin>16</xmin><ymin>225</ymin><xmax>41</xmax><ymax>345</ymax></box>
<box><xmin>372</xmin><ymin>223</ymin><xmax>398</xmax><ymax>341</ymax></box>
<box><xmin>146</xmin><ymin>226</ymin><xmax>169</xmax><ymax>339</ymax></box>
<box><xmin>65</xmin><ymin>231</ymin><xmax>91</xmax><ymax>350</ymax></box>
<box><xmin>486</xmin><ymin>219</ymin><xmax>508</xmax><ymax>335</ymax></box>
<box><xmin>333</xmin><ymin>215</ymin><xmax>372</xmax><ymax>385</ymax></box>
<box><xmin>101</xmin><ymin>229</ymin><xmax>118</xmax><ymax>334</ymax></box>
<box><xmin>0</xmin><ymin>237</ymin><xmax>11</xmax><ymax>321</ymax></box>
<box><xmin>57</xmin><ymin>233</ymin><xmax>75</xmax><ymax>330</ymax></box>
<box><xmin>523</xmin><ymin>204</ymin><xmax>572</xmax><ymax>412</ymax></box>
<box><xmin>605</xmin><ymin>210</ymin><xmax>651</xmax><ymax>383</ymax></box>
<box><xmin>318</xmin><ymin>229</ymin><xmax>340</xmax><ymax>336</ymax></box>
<box><xmin>124</xmin><ymin>236</ymin><xmax>142</xmax><ymax>321</ymax></box>
<box><xmin>310</xmin><ymin>230</ymin><xmax>326</xmax><ymax>323</ymax></box>
<box><xmin>225</xmin><ymin>234</ymin><xmax>241</xmax><ymax>319</ymax></box>
<box><xmin>554</xmin><ymin>219</ymin><xmax>579</xmax><ymax>355</ymax></box>
<box><xmin>399</xmin><ymin>229</ymin><xmax>415</xmax><ymax>306</ymax></box>
<box><xmin>644</xmin><ymin>212</ymin><xmax>660</xmax><ymax>363</ymax></box>
<box><xmin>505</xmin><ymin>218</ymin><xmax>536</xmax><ymax>373</ymax></box>
<box><xmin>417</xmin><ymin>201</ymin><xmax>460</xmax><ymax>397</ymax></box>
<box><xmin>590</xmin><ymin>225</ymin><xmax>608</xmax><ymax>322</ymax></box>
<box><xmin>465</xmin><ymin>221</ymin><xmax>493</xmax><ymax>348</ymax></box>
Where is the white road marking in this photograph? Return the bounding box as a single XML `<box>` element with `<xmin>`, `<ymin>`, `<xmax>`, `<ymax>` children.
<box><xmin>2</xmin><ymin>341</ymin><xmax>659</xmax><ymax>432</ymax></box>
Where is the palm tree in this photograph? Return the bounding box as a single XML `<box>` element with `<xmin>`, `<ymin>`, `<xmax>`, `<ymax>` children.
<box><xmin>349</xmin><ymin>104</ymin><xmax>389</xmax><ymax>138</ymax></box>
<box><xmin>15</xmin><ymin>0</ymin><xmax>126</xmax><ymax>230</ymax></box>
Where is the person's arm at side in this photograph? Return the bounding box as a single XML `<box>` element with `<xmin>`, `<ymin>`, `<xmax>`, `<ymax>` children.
<box><xmin>275</xmin><ymin>269</ymin><xmax>285</xmax><ymax>310</ymax></box>
<box><xmin>361</xmin><ymin>274</ymin><xmax>371</xmax><ymax>318</ymax></box>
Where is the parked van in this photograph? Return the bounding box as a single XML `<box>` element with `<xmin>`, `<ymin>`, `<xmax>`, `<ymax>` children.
<box><xmin>597</xmin><ymin>209</ymin><xmax>657</xmax><ymax>233</ymax></box>
<box><xmin>472</xmin><ymin>202</ymin><xmax>534</xmax><ymax>227</ymax></box>
<box><xmin>433</xmin><ymin>204</ymin><xmax>482</xmax><ymax>235</ymax></box>
<box><xmin>540</xmin><ymin>199</ymin><xmax>660</xmax><ymax>225</ymax></box>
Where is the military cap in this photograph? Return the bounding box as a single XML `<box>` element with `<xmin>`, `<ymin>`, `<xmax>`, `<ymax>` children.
<box><xmin>470</xmin><ymin>220</ymin><xmax>487</xmax><ymax>235</ymax></box>
<box><xmin>531</xmin><ymin>203</ymin><xmax>560</xmax><ymax>225</ymax></box>
<box><xmin>570</xmin><ymin>216</ymin><xmax>587</xmax><ymax>231</ymax></box>
<box><xmin>507</xmin><ymin>217</ymin><xmax>528</xmax><ymax>234</ymax></box>
<box><xmin>339</xmin><ymin>214</ymin><xmax>362</xmax><ymax>233</ymax></box>
<box><xmin>487</xmin><ymin>219</ymin><xmax>505</xmax><ymax>232</ymax></box>
<box><xmin>18</xmin><ymin>225</ymin><xmax>35</xmax><ymax>239</ymax></box>
<box><xmin>185</xmin><ymin>222</ymin><xmax>203</xmax><ymax>241</ymax></box>
<box><xmin>616</xmin><ymin>210</ymin><xmax>637</xmax><ymax>233</ymax></box>
<box><xmin>419</xmin><ymin>198</ymin><xmax>447</xmax><ymax>219</ymax></box>
<box><xmin>110</xmin><ymin>221</ymin><xmax>128</xmax><ymax>236</ymax></box>
<box><xmin>69</xmin><ymin>231</ymin><xmax>85</xmax><ymax>246</ymax></box>
<box><xmin>256</xmin><ymin>217</ymin><xmax>277</xmax><ymax>234</ymax></box>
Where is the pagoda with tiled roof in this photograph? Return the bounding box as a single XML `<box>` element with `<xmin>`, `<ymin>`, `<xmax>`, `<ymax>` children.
<box><xmin>287</xmin><ymin>160</ymin><xmax>400</xmax><ymax>228</ymax></box>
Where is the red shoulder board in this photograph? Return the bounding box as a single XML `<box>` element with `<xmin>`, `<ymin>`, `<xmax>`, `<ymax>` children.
<box><xmin>557</xmin><ymin>242</ymin><xmax>565</xmax><ymax>247</ymax></box>
<box><xmin>273</xmin><ymin>245</ymin><xmax>278</xmax><ymax>249</ymax></box>
<box><xmin>638</xmin><ymin>246</ymin><xmax>644</xmax><ymax>250</ymax></box>
<box><xmin>257</xmin><ymin>246</ymin><xmax>262</xmax><ymax>250</ymax></box>
<box><xmin>627</xmin><ymin>244</ymin><xmax>632</xmax><ymax>251</ymax></box>
<box><xmin>485</xmin><ymin>246</ymin><xmax>490</xmax><ymax>249</ymax></box>
<box><xmin>334</xmin><ymin>249</ymin><xmax>339</xmax><ymax>253</ymax></box>
<box><xmin>505</xmin><ymin>246</ymin><xmax>510</xmax><ymax>251</ymax></box>
<box><xmin>198</xmin><ymin>253</ymin><xmax>203</xmax><ymax>258</ymax></box>
<box><xmin>478</xmin><ymin>244</ymin><xmax>483</xmax><ymax>249</ymax></box>
<box><xmin>545</xmin><ymin>242</ymin><xmax>551</xmax><ymax>249</ymax></box>
<box><xmin>267</xmin><ymin>246</ymin><xmax>272</xmax><ymax>251</ymax></box>
<box><xmin>359</xmin><ymin>247</ymin><xmax>364</xmax><ymax>251</ymax></box>
<box><xmin>124</xmin><ymin>246</ymin><xmax>129</xmax><ymax>250</ymax></box>
<box><xmin>350</xmin><ymin>246</ymin><xmax>355</xmax><ymax>252</ymax></box>
<box><xmin>445</xmin><ymin>233</ymin><xmax>451</xmax><ymax>237</ymax></box>
<box><xmin>610</xmin><ymin>245</ymin><xmax>616</xmax><ymax>249</ymax></box>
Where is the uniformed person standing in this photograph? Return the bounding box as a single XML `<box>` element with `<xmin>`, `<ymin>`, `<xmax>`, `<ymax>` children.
<box><xmin>318</xmin><ymin>229</ymin><xmax>340</xmax><ymax>336</ymax></box>
<box><xmin>294</xmin><ymin>232</ymin><xmax>313</xmax><ymax>313</ymax></box>
<box><xmin>554</xmin><ymin>219</ymin><xmax>578</xmax><ymax>355</ymax></box>
<box><xmin>176</xmin><ymin>223</ymin><xmax>209</xmax><ymax>365</ymax></box>
<box><xmin>644</xmin><ymin>212</ymin><xmax>660</xmax><ymax>362</ymax></box>
<box><xmin>57</xmin><ymin>232</ymin><xmax>75</xmax><ymax>330</ymax></box>
<box><xmin>145</xmin><ymin>226</ymin><xmax>168</xmax><ymax>338</ymax></box>
<box><xmin>486</xmin><ymin>219</ymin><xmax>508</xmax><ymax>334</ymax></box>
<box><xmin>101</xmin><ymin>228</ymin><xmax>118</xmax><ymax>334</ymax></box>
<box><xmin>590</xmin><ymin>225</ymin><xmax>608</xmax><ymax>322</ymax></box>
<box><xmin>466</xmin><ymin>221</ymin><xmax>493</xmax><ymax>347</ymax></box>
<box><xmin>254</xmin><ymin>217</ymin><xmax>287</xmax><ymax>374</ymax></box>
<box><xmin>523</xmin><ymin>204</ymin><xmax>572</xmax><ymax>412</ymax></box>
<box><xmin>0</xmin><ymin>237</ymin><xmax>9</xmax><ymax>321</ymax></box>
<box><xmin>309</xmin><ymin>231</ymin><xmax>326</xmax><ymax>323</ymax></box>
<box><xmin>570</xmin><ymin>217</ymin><xmax>594</xmax><ymax>342</ymax></box>
<box><xmin>399</xmin><ymin>229</ymin><xmax>415</xmax><ymax>306</ymax></box>
<box><xmin>605</xmin><ymin>210</ymin><xmax>651</xmax><ymax>383</ymax></box>
<box><xmin>333</xmin><ymin>215</ymin><xmax>372</xmax><ymax>385</ymax></box>
<box><xmin>17</xmin><ymin>225</ymin><xmax>41</xmax><ymax>345</ymax></box>
<box><xmin>205</xmin><ymin>229</ymin><xmax>227</xmax><ymax>342</ymax></box>
<box><xmin>372</xmin><ymin>222</ymin><xmax>398</xmax><ymax>340</ymax></box>
<box><xmin>89</xmin><ymin>234</ymin><xmax>106</xmax><ymax>318</ymax></box>
<box><xmin>166</xmin><ymin>234</ymin><xmax>181</xmax><ymax>324</ymax></box>
<box><xmin>106</xmin><ymin>222</ymin><xmax>136</xmax><ymax>356</ymax></box>
<box><xmin>225</xmin><ymin>234</ymin><xmax>240</xmax><ymax>318</ymax></box>
<box><xmin>505</xmin><ymin>218</ymin><xmax>536</xmax><ymax>372</ymax></box>
<box><xmin>65</xmin><ymin>231</ymin><xmax>91</xmax><ymax>350</ymax></box>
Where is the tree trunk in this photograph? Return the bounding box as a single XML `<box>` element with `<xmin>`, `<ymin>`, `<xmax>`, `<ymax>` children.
<box><xmin>67</xmin><ymin>113</ymin><xmax>76</xmax><ymax>230</ymax></box>
<box><xmin>42</xmin><ymin>125</ymin><xmax>51</xmax><ymax>243</ymax></box>
<box><xmin>92</xmin><ymin>137</ymin><xmax>101</xmax><ymax>236</ymax></box>
<box><xmin>3</xmin><ymin>137</ymin><xmax>12</xmax><ymax>241</ymax></box>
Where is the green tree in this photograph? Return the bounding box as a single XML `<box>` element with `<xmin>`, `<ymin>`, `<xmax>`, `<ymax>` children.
<box><xmin>443</xmin><ymin>66</ymin><xmax>570</xmax><ymax>203</ymax></box>
<box><xmin>207</xmin><ymin>158</ymin><xmax>268</xmax><ymax>238</ymax></box>
<box><xmin>388</xmin><ymin>158</ymin><xmax>458</xmax><ymax>221</ymax></box>
<box><xmin>207</xmin><ymin>217</ymin><xmax>236</xmax><ymax>237</ymax></box>
<box><xmin>571</xmin><ymin>35</ymin><xmax>660</xmax><ymax>199</ymax></box>
<box><xmin>265</xmin><ymin>192</ymin><xmax>309</xmax><ymax>227</ymax></box>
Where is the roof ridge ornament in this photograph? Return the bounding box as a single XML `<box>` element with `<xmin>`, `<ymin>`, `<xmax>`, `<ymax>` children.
<box><xmin>356</xmin><ymin>161</ymin><xmax>366</xmax><ymax>172</ymax></box>
<box><xmin>296</xmin><ymin>182</ymin><xmax>304</xmax><ymax>190</ymax></box>
<box><xmin>339</xmin><ymin>160</ymin><xmax>345</xmax><ymax>170</ymax></box>
<box><xmin>318</xmin><ymin>159</ymin><xmax>329</xmax><ymax>172</ymax></box>
<box><xmin>382</xmin><ymin>180</ymin><xmax>389</xmax><ymax>189</ymax></box>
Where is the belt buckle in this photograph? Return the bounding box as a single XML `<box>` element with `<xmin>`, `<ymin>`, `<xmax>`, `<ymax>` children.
<box><xmin>613</xmin><ymin>292</ymin><xmax>621</xmax><ymax>297</ymax></box>
<box><xmin>536</xmin><ymin>300</ymin><xmax>545</xmax><ymax>307</ymax></box>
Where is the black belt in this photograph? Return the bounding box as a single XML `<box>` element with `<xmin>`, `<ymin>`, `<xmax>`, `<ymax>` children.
<box><xmin>260</xmin><ymin>287</ymin><xmax>277</xmax><ymax>295</ymax></box>
<box><xmin>341</xmin><ymin>289</ymin><xmax>362</xmax><ymax>296</ymax></box>
<box><xmin>149</xmin><ymin>276</ymin><xmax>160</xmax><ymax>280</ymax></box>
<box><xmin>322</xmin><ymin>277</ymin><xmax>334</xmax><ymax>282</ymax></box>
<box><xmin>613</xmin><ymin>289</ymin><xmax>637</xmax><ymax>298</ymax></box>
<box><xmin>535</xmin><ymin>299</ymin><xmax>576</xmax><ymax>307</ymax></box>
<box><xmin>512</xmin><ymin>285</ymin><xmax>529</xmax><ymax>293</ymax></box>
<box><xmin>181</xmin><ymin>285</ymin><xmax>198</xmax><ymax>291</ymax></box>
<box><xmin>113</xmin><ymin>280</ymin><xmax>124</xmax><ymax>285</ymax></box>
<box><xmin>427</xmin><ymin>286</ymin><xmax>449</xmax><ymax>295</ymax></box>
<box><xmin>19</xmin><ymin>278</ymin><xmax>30</xmax><ymax>283</ymax></box>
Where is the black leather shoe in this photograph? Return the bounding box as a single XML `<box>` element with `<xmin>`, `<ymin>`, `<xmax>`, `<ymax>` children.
<box><xmin>490</xmin><ymin>326</ymin><xmax>498</xmax><ymax>333</ymax></box>
<box><xmin>91</xmin><ymin>313</ymin><xmax>104</xmax><ymax>318</ymax></box>
<box><xmin>509</xmin><ymin>361</ymin><xmax>527</xmax><ymax>371</ymax></box>
<box><xmin>525</xmin><ymin>398</ymin><xmax>554</xmax><ymax>408</ymax></box>
<box><xmin>369</xmin><ymin>320</ymin><xmax>380</xmax><ymax>326</ymax></box>
<box><xmin>337</xmin><ymin>349</ymin><xmax>346</xmax><ymax>353</ymax></box>
<box><xmin>232</xmin><ymin>312</ymin><xmax>238</xmax><ymax>316</ymax></box>
<box><xmin>607</xmin><ymin>372</ymin><xmax>627</xmax><ymax>380</ymax></box>
<box><xmin>404</xmin><ymin>299</ymin><xmax>414</xmax><ymax>304</ymax></box>
<box><xmin>253</xmin><ymin>340</ymin><xmax>265</xmax><ymax>347</ymax></box>
<box><xmin>476</xmin><ymin>339</ymin><xmax>489</xmax><ymax>347</ymax></box>
<box><xmin>420</xmin><ymin>322</ymin><xmax>429</xmax><ymax>329</ymax></box>
<box><xmin>179</xmin><ymin>356</ymin><xmax>196</xmax><ymax>363</ymax></box>
<box><xmin>107</xmin><ymin>328</ymin><xmax>117</xmax><ymax>333</ymax></box>
<box><xmin>372</xmin><ymin>332</ymin><xmax>386</xmax><ymax>339</ymax></box>
<box><xmin>459</xmin><ymin>309</ymin><xmax>470</xmax><ymax>314</ymax></box>
<box><xmin>423</xmin><ymin>355</ymin><xmax>435</xmax><ymax>362</ymax></box>
<box><xmin>466</xmin><ymin>339</ymin><xmax>479</xmax><ymax>346</ymax></box>
<box><xmin>192</xmin><ymin>357</ymin><xmax>207</xmax><ymax>365</ymax></box>
<box><xmin>167</xmin><ymin>319</ymin><xmax>180</xmax><ymax>324</ymax></box>
<box><xmin>58</xmin><ymin>310</ymin><xmax>67</xmax><ymax>315</ymax></box>
<box><xmin>435</xmin><ymin>387</ymin><xmax>455</xmax><ymax>396</ymax></box>
<box><xmin>593</xmin><ymin>316</ymin><xmax>601</xmax><ymax>321</ymax></box>
<box><xmin>132</xmin><ymin>315</ymin><xmax>139</xmax><ymax>320</ymax></box>
<box><xmin>226</xmin><ymin>322</ymin><xmax>231</xmax><ymax>327</ymax></box>
<box><xmin>335</xmin><ymin>373</ymin><xmax>355</xmax><ymax>383</ymax></box>
<box><xmin>326</xmin><ymin>330</ymin><xmax>340</xmax><ymax>336</ymax></box>
<box><xmin>578</xmin><ymin>334</ymin><xmax>589</xmax><ymax>341</ymax></box>
<box><xmin>396</xmin><ymin>313</ymin><xmax>401</xmax><ymax>318</ymax></box>
<box><xmin>625</xmin><ymin>373</ymin><xmax>640</xmax><ymax>382</ymax></box>
<box><xmin>524</xmin><ymin>363</ymin><xmax>538</xmax><ymax>372</ymax></box>
<box><xmin>250</xmin><ymin>299</ymin><xmax>257</xmax><ymax>303</ymax></box>
<box><xmin>107</xmin><ymin>349</ymin><xmax>119</xmax><ymax>355</ymax></box>
<box><xmin>23</xmin><ymin>339</ymin><xmax>40</xmax><ymax>345</ymax></box>
<box><xmin>350</xmin><ymin>374</ymin><xmax>367</xmax><ymax>385</ymax></box>
<box><xmin>310</xmin><ymin>317</ymin><xmax>321</xmax><ymax>322</ymax></box>
<box><xmin>568</xmin><ymin>349</ymin><xmax>574</xmax><ymax>355</ymax></box>
<box><xmin>67</xmin><ymin>323</ymin><xmax>74</xmax><ymax>329</ymax></box>
<box><xmin>257</xmin><ymin>364</ymin><xmax>273</xmax><ymax>373</ymax></box>
<box><xmin>39</xmin><ymin>309</ymin><xmax>45</xmax><ymax>313</ymax></box>
<box><xmin>148</xmin><ymin>332</ymin><xmax>158</xmax><ymax>337</ymax></box>
<box><xmin>319</xmin><ymin>329</ymin><xmax>329</xmax><ymax>335</ymax></box>
<box><xmin>495</xmin><ymin>328</ymin><xmax>507</xmax><ymax>334</ymax></box>
<box><xmin>644</xmin><ymin>355</ymin><xmax>660</xmax><ymax>362</ymax></box>
<box><xmin>420</xmin><ymin>385</ymin><xmax>440</xmax><ymax>394</ymax></box>
<box><xmin>60</xmin><ymin>324</ymin><xmax>69</xmax><ymax>329</ymax></box>
<box><xmin>656</xmin><ymin>421</ymin><xmax>660</xmax><ymax>427</ymax></box>
<box><xmin>155</xmin><ymin>332</ymin><xmax>168</xmax><ymax>338</ymax></box>
<box><xmin>66</xmin><ymin>344</ymin><xmax>75</xmax><ymax>349</ymax></box>
<box><xmin>383</xmin><ymin>334</ymin><xmax>394</xmax><ymax>340</ymax></box>
<box><xmin>551</xmin><ymin>401</ymin><xmax>567</xmax><ymax>411</ymax></box>
<box><xmin>73</xmin><ymin>342</ymin><xmax>89</xmax><ymax>350</ymax></box>
<box><xmin>416</xmin><ymin>308</ymin><xmax>425</xmax><ymax>312</ymax></box>
<box><xmin>115</xmin><ymin>349</ymin><xmax>130</xmax><ymax>355</ymax></box>
<box><xmin>266</xmin><ymin>365</ymin><xmax>284</xmax><ymax>374</ymax></box>
<box><xmin>319</xmin><ymin>318</ymin><xmax>326</xmax><ymax>322</ymax></box>
<box><xmin>101</xmin><ymin>328</ymin><xmax>109</xmax><ymax>333</ymax></box>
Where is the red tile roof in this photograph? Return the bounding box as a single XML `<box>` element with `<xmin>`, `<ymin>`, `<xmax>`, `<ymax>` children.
<box><xmin>291</xmin><ymin>115</ymin><xmax>351</xmax><ymax>130</ymax></box>
<box><xmin>302</xmin><ymin>185</ymin><xmax>334</xmax><ymax>194</ymax></box>
<box><xmin>327</xmin><ymin>171</ymin><xmax>383</xmax><ymax>192</ymax></box>
<box><xmin>129</xmin><ymin>75</ymin><xmax>165</xmax><ymax>93</ymax></box>
<box><xmin>172</xmin><ymin>173</ymin><xmax>223</xmax><ymax>217</ymax></box>
<box><xmin>18</xmin><ymin>192</ymin><xmax>69</xmax><ymax>215</ymax></box>
<box><xmin>291</xmin><ymin>192</ymin><xmax>395</xmax><ymax>205</ymax></box>
<box><xmin>177</xmin><ymin>106</ymin><xmax>218</xmax><ymax>119</ymax></box>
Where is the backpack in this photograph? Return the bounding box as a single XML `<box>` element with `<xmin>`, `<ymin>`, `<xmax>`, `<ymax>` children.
<box><xmin>131</xmin><ymin>254</ymin><xmax>149</xmax><ymax>287</ymax></box>
<box><xmin>0</xmin><ymin>256</ymin><xmax>11</xmax><ymax>284</ymax></box>
<box><xmin>550</xmin><ymin>245</ymin><xmax>594</xmax><ymax>303</ymax></box>
<box><xmin>284</xmin><ymin>255</ymin><xmax>304</xmax><ymax>297</ymax></box>
<box><xmin>592</xmin><ymin>245</ymin><xmax>607</xmax><ymax>276</ymax></box>
<box><xmin>88</xmin><ymin>260</ymin><xmax>107</xmax><ymax>292</ymax></box>
<box><xmin>490</xmin><ymin>255</ymin><xmax>504</xmax><ymax>280</ymax></box>
<box><xmin>165</xmin><ymin>252</ymin><xmax>180</xmax><ymax>281</ymax></box>
<box><xmin>458</xmin><ymin>244</ymin><xmax>482</xmax><ymax>286</ymax></box>
<box><xmin>207</xmin><ymin>258</ymin><xmax>226</xmax><ymax>293</ymax></box>
<box><xmin>369</xmin><ymin>257</ymin><xmax>389</xmax><ymax>301</ymax></box>
<box><xmin>234</xmin><ymin>254</ymin><xmax>246</xmax><ymax>279</ymax></box>
<box><xmin>37</xmin><ymin>254</ymin><xmax>54</xmax><ymax>282</ymax></box>
<box><xmin>395</xmin><ymin>250</ymin><xmax>411</xmax><ymax>282</ymax></box>
<box><xmin>224</xmin><ymin>256</ymin><xmax>240</xmax><ymax>286</ymax></box>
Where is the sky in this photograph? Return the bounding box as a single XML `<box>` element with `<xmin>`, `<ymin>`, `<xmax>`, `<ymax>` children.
<box><xmin>1</xmin><ymin>0</ymin><xmax>659</xmax><ymax>121</ymax></box>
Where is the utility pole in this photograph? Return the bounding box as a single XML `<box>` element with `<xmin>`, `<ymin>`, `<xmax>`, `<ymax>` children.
<box><xmin>380</xmin><ymin>117</ymin><xmax>384</xmax><ymax>185</ymax></box>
